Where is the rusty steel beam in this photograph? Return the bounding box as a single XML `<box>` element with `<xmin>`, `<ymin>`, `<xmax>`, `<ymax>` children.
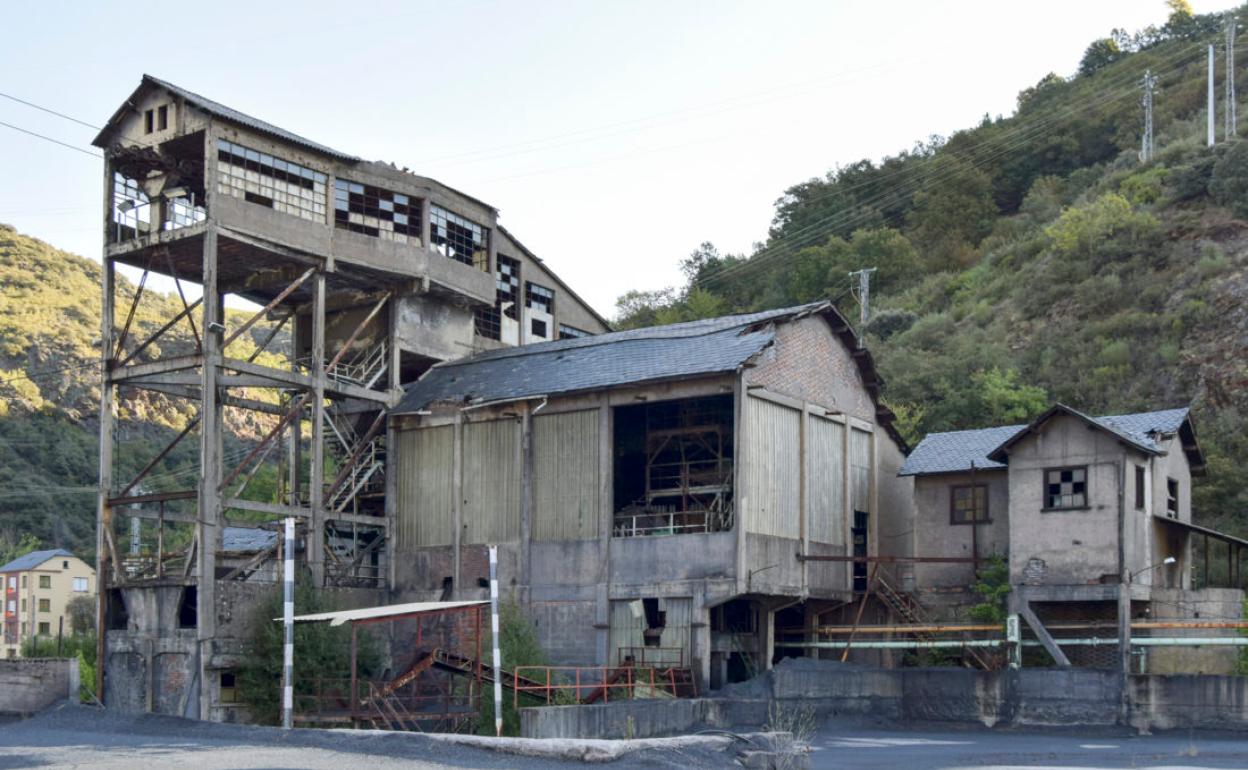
<box><xmin>218</xmin><ymin>393</ymin><xmax>309</xmax><ymax>492</ymax></box>
<box><xmin>113</xmin><ymin>267</ymin><xmax>149</xmax><ymax>362</ymax></box>
<box><xmin>164</xmin><ymin>250</ymin><xmax>202</xmax><ymax>353</ymax></box>
<box><xmin>116</xmin><ymin>416</ymin><xmax>201</xmax><ymax>498</ymax></box>
<box><xmin>322</xmin><ymin>411</ymin><xmax>386</xmax><ymax>506</ymax></box>
<box><xmin>222</xmin><ymin>266</ymin><xmax>315</xmax><ymax>350</ymax></box>
<box><xmin>324</xmin><ymin>292</ymin><xmax>391</xmax><ymax>373</ymax></box>
<box><xmin>118</xmin><ymin>297</ymin><xmax>203</xmax><ymax>368</ymax></box>
<box><xmin>246</xmin><ymin>311</ymin><xmax>293</xmax><ymax>365</ymax></box>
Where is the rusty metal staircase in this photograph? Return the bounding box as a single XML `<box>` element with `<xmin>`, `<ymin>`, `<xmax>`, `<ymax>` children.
<box><xmin>875</xmin><ymin>570</ymin><xmax>993</xmax><ymax>670</ymax></box>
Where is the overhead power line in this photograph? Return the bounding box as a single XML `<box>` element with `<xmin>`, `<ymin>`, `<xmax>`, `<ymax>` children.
<box><xmin>0</xmin><ymin>91</ymin><xmax>102</xmax><ymax>131</ymax></box>
<box><xmin>0</xmin><ymin>120</ymin><xmax>102</xmax><ymax>158</ymax></box>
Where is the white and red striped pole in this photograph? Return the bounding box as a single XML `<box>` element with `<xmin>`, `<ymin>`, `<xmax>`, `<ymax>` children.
<box><xmin>489</xmin><ymin>545</ymin><xmax>502</xmax><ymax>737</ymax></box>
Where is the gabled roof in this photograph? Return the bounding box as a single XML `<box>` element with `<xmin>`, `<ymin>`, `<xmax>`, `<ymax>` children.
<box><xmin>0</xmin><ymin>549</ymin><xmax>75</xmax><ymax>574</ymax></box>
<box><xmin>899</xmin><ymin>425</ymin><xmax>1022</xmax><ymax>476</ymax></box>
<box><xmin>395</xmin><ymin>301</ymin><xmax>906</xmax><ymax>449</ymax></box>
<box><xmin>901</xmin><ymin>405</ymin><xmax>1203</xmax><ymax>477</ymax></box>
<box><xmin>92</xmin><ymin>74</ymin><xmax>359</xmax><ymax>161</ymax></box>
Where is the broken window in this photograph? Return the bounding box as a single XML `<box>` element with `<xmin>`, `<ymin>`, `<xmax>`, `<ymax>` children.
<box><xmin>157</xmin><ymin>104</ymin><xmax>169</xmax><ymax>131</ymax></box>
<box><xmin>1044</xmin><ymin>466</ymin><xmax>1087</xmax><ymax>510</ymax></box>
<box><xmin>177</xmin><ymin>586</ymin><xmax>198</xmax><ymax>629</ymax></box>
<box><xmin>216</xmin><ymin>139</ymin><xmax>327</xmax><ymax>222</ymax></box>
<box><xmin>333</xmin><ymin>179</ymin><xmax>421</xmax><ymax>243</ymax></box>
<box><xmin>642</xmin><ymin>598</ymin><xmax>665</xmax><ymax>647</ymax></box>
<box><xmin>111</xmin><ymin>172</ymin><xmax>151</xmax><ymax>240</ymax></box>
<box><xmin>429</xmin><ymin>204</ymin><xmax>488</xmax><ymax>270</ymax></box>
<box><xmin>524</xmin><ymin>282</ymin><xmax>554</xmax><ymax>343</ymax></box>
<box><xmin>950</xmin><ymin>484</ymin><xmax>988</xmax><ymax>524</ymax></box>
<box><xmin>1135</xmin><ymin>466</ymin><xmax>1146</xmax><ymax>510</ymax></box>
<box><xmin>558</xmin><ymin>324</ymin><xmax>590</xmax><ymax>340</ymax></box>
<box><xmin>1167</xmin><ymin>477</ymin><xmax>1179</xmax><ymax>518</ymax></box>
<box><xmin>613</xmin><ymin>395</ymin><xmax>734</xmax><ymax>537</ymax></box>
<box><xmin>106</xmin><ymin>589</ymin><xmax>128</xmax><ymax>631</ymax></box>
<box><xmin>143</xmin><ymin>109</ymin><xmax>154</xmax><ymax>134</ymax></box>
<box><xmin>219</xmin><ymin>671</ymin><xmax>238</xmax><ymax>704</ymax></box>
<box><xmin>474</xmin><ymin>254</ymin><xmax>521</xmax><ymax>341</ymax></box>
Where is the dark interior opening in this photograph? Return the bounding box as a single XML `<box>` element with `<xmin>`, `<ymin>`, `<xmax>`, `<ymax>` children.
<box><xmin>400</xmin><ymin>351</ymin><xmax>439</xmax><ymax>385</ymax></box>
<box><xmin>106</xmin><ymin>589</ymin><xmax>128</xmax><ymax>631</ymax></box>
<box><xmin>177</xmin><ymin>586</ymin><xmax>198</xmax><ymax>629</ymax></box>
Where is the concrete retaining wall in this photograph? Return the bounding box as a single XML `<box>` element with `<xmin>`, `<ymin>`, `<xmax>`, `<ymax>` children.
<box><xmin>0</xmin><ymin>658</ymin><xmax>77</xmax><ymax>715</ymax></box>
<box><xmin>521</xmin><ymin>662</ymin><xmax>1248</xmax><ymax>739</ymax></box>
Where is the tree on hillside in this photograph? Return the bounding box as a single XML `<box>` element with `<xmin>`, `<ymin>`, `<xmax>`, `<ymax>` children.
<box><xmin>906</xmin><ymin>157</ymin><xmax>997</xmax><ymax>271</ymax></box>
<box><xmin>1079</xmin><ymin>38</ymin><xmax>1124</xmax><ymax>77</ymax></box>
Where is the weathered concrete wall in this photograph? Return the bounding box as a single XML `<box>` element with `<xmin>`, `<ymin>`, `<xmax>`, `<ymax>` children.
<box><xmin>0</xmin><ymin>658</ymin><xmax>76</xmax><ymax>715</ymax></box>
<box><xmin>912</xmin><ymin>470</ymin><xmax>1009</xmax><ymax>589</ymax></box>
<box><xmin>1146</xmin><ymin>587</ymin><xmax>1243</xmax><ymax>675</ymax></box>
<box><xmin>1007</xmin><ymin>415</ymin><xmax>1150</xmax><ymax>586</ymax></box>
<box><xmin>521</xmin><ymin>663</ymin><xmax>1248</xmax><ymax>739</ymax></box>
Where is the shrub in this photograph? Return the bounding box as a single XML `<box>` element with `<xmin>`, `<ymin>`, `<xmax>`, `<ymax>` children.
<box><xmin>1209</xmin><ymin>140</ymin><xmax>1248</xmax><ymax>217</ymax></box>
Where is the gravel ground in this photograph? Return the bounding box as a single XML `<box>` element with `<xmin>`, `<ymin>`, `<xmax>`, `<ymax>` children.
<box><xmin>0</xmin><ymin>705</ymin><xmax>762</xmax><ymax>769</ymax></box>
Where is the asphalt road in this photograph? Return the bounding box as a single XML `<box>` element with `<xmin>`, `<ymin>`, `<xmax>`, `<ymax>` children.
<box><xmin>809</xmin><ymin>723</ymin><xmax>1248</xmax><ymax>769</ymax></box>
<box><xmin>5</xmin><ymin>706</ymin><xmax>1248</xmax><ymax>769</ymax></box>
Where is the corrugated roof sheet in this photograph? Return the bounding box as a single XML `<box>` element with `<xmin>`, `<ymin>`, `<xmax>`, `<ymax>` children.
<box><xmin>284</xmin><ymin>600</ymin><xmax>487</xmax><ymax>626</ymax></box>
<box><xmin>901</xmin><ymin>407</ymin><xmax>1192</xmax><ymax>476</ymax></box>
<box><xmin>222</xmin><ymin>527</ymin><xmax>278</xmax><ymax>553</ymax></box>
<box><xmin>395</xmin><ymin>303</ymin><xmax>825</xmax><ymax>414</ymax></box>
<box><xmin>0</xmin><ymin>549</ymin><xmax>74</xmax><ymax>574</ymax></box>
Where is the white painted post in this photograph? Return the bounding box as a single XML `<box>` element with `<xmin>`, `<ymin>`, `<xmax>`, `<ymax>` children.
<box><xmin>1210</xmin><ymin>44</ymin><xmax>1217</xmax><ymax>147</ymax></box>
<box><xmin>489</xmin><ymin>545</ymin><xmax>503</xmax><ymax>737</ymax></box>
<box><xmin>282</xmin><ymin>517</ymin><xmax>295</xmax><ymax>729</ymax></box>
<box><xmin>1006</xmin><ymin>614</ymin><xmax>1021</xmax><ymax>669</ymax></box>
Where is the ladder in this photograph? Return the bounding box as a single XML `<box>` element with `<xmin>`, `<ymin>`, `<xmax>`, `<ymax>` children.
<box><xmin>875</xmin><ymin>570</ymin><xmax>993</xmax><ymax>670</ymax></box>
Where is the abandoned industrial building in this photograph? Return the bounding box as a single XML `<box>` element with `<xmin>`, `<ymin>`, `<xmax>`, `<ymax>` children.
<box><xmin>89</xmin><ymin>76</ymin><xmax>1248</xmax><ymax>728</ymax></box>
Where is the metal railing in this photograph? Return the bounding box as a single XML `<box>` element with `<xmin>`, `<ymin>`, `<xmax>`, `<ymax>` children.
<box><xmin>612</xmin><ymin>506</ymin><xmax>733</xmax><ymax>537</ymax></box>
<box><xmin>616</xmin><ymin>646</ymin><xmax>685</xmax><ymax>669</ymax></box>
<box><xmin>511</xmin><ymin>665</ymin><xmax>690</xmax><ymax>708</ymax></box>
<box><xmin>295</xmin><ymin>677</ymin><xmax>478</xmax><ymax>731</ymax></box>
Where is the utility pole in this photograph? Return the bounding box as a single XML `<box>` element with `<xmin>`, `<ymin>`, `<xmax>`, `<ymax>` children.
<box><xmin>1227</xmin><ymin>15</ymin><xmax>1238</xmax><ymax>140</ymax></box>
<box><xmin>1141</xmin><ymin>70</ymin><xmax>1157</xmax><ymax>163</ymax></box>
<box><xmin>1209</xmin><ymin>44</ymin><xmax>1217</xmax><ymax>147</ymax></box>
<box><xmin>847</xmin><ymin>267</ymin><xmax>877</xmax><ymax>345</ymax></box>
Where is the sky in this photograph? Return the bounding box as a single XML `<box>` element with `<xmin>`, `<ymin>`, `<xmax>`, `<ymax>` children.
<box><xmin>0</xmin><ymin>0</ymin><xmax>1234</xmax><ymax>319</ymax></box>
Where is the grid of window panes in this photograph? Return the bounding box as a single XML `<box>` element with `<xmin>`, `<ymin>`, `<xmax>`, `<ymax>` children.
<box><xmin>526</xmin><ymin>281</ymin><xmax>554</xmax><ymax>313</ymax></box>
<box><xmin>164</xmin><ymin>195</ymin><xmax>207</xmax><ymax>231</ymax></box>
<box><xmin>558</xmin><ymin>324</ymin><xmax>590</xmax><ymax>340</ymax></box>
<box><xmin>216</xmin><ymin>140</ymin><xmax>327</xmax><ymax>222</ymax></box>
<box><xmin>333</xmin><ymin>179</ymin><xmax>421</xmax><ymax>243</ymax></box>
<box><xmin>430</xmin><ymin>204</ymin><xmax>488</xmax><ymax>270</ymax></box>
<box><xmin>1044</xmin><ymin>467</ymin><xmax>1087</xmax><ymax>510</ymax></box>
<box><xmin>951</xmin><ymin>485</ymin><xmax>988</xmax><ymax>523</ymax></box>
<box><xmin>111</xmin><ymin>173</ymin><xmax>151</xmax><ymax>239</ymax></box>
<box><xmin>473</xmin><ymin>254</ymin><xmax>522</xmax><ymax>340</ymax></box>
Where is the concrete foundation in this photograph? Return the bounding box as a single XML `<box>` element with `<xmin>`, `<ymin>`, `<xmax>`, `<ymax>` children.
<box><xmin>520</xmin><ymin>661</ymin><xmax>1248</xmax><ymax>739</ymax></box>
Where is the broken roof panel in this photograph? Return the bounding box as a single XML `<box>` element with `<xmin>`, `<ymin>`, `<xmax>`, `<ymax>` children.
<box><xmin>395</xmin><ymin>303</ymin><xmax>827</xmax><ymax>414</ymax></box>
<box><xmin>222</xmin><ymin>527</ymin><xmax>278</xmax><ymax>553</ymax></box>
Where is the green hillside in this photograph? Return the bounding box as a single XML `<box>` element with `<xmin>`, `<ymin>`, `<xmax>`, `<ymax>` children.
<box><xmin>0</xmin><ymin>224</ymin><xmax>283</xmax><ymax>559</ymax></box>
<box><xmin>616</xmin><ymin>2</ymin><xmax>1248</xmax><ymax>536</ymax></box>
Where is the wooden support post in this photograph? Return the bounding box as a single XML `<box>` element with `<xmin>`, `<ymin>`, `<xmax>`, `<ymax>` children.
<box><xmin>309</xmin><ymin>271</ymin><xmax>326</xmax><ymax>587</ymax></box>
<box><xmin>197</xmin><ymin>224</ymin><xmax>222</xmax><ymax>721</ymax></box>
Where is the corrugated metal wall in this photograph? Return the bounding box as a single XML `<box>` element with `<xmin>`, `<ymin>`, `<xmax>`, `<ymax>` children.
<box><xmin>851</xmin><ymin>427</ymin><xmax>872</xmax><ymax>514</ymax></box>
<box><xmin>809</xmin><ymin>415</ymin><xmax>846</xmax><ymax>545</ymax></box>
<box><xmin>744</xmin><ymin>396</ymin><xmax>801</xmax><ymax>538</ymax></box>
<box><xmin>396</xmin><ymin>425</ymin><xmax>455</xmax><ymax>548</ymax></box>
<box><xmin>608</xmin><ymin>597</ymin><xmax>693</xmax><ymax>667</ymax></box>
<box><xmin>532</xmin><ymin>409</ymin><xmax>600</xmax><ymax>541</ymax></box>
<box><xmin>462</xmin><ymin>419</ymin><xmax>522</xmax><ymax>544</ymax></box>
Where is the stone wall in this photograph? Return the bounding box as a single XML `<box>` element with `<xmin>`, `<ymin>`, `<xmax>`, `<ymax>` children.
<box><xmin>0</xmin><ymin>658</ymin><xmax>76</xmax><ymax>715</ymax></box>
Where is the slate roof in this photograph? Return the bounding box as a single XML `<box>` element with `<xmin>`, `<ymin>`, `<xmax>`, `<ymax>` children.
<box><xmin>901</xmin><ymin>406</ymin><xmax>1195</xmax><ymax>477</ymax></box>
<box><xmin>93</xmin><ymin>75</ymin><xmax>359</xmax><ymax>161</ymax></box>
<box><xmin>222</xmin><ymin>527</ymin><xmax>278</xmax><ymax>553</ymax></box>
<box><xmin>395</xmin><ymin>303</ymin><xmax>827</xmax><ymax>414</ymax></box>
<box><xmin>0</xmin><ymin>549</ymin><xmax>75</xmax><ymax>574</ymax></box>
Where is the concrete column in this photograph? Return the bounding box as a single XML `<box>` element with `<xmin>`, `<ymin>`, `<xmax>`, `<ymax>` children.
<box><xmin>803</xmin><ymin>603</ymin><xmax>820</xmax><ymax>659</ymax></box>
<box><xmin>451</xmin><ymin>411</ymin><xmax>464</xmax><ymax>597</ymax></box>
<box><xmin>95</xmin><ymin>254</ymin><xmax>115</xmax><ymax>704</ymax></box>
<box><xmin>309</xmin><ymin>272</ymin><xmax>326</xmax><ymax>586</ymax></box>
<box><xmin>762</xmin><ymin>606</ymin><xmax>776</xmax><ymax>671</ymax></box>
<box><xmin>519</xmin><ymin>404</ymin><xmax>533</xmax><ymax>590</ymax></box>
<box><xmin>384</xmin><ymin>303</ymin><xmax>400</xmax><ymax>590</ymax></box>
<box><xmin>197</xmin><ymin>224</ymin><xmax>222</xmax><ymax>721</ymax></box>
<box><xmin>693</xmin><ymin>589</ymin><xmax>711</xmax><ymax>688</ymax></box>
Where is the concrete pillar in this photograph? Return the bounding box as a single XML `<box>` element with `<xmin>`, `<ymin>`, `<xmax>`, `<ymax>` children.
<box><xmin>309</xmin><ymin>272</ymin><xmax>326</xmax><ymax>587</ymax></box>
<box><xmin>197</xmin><ymin>224</ymin><xmax>222</xmax><ymax>721</ymax></box>
<box><xmin>803</xmin><ymin>603</ymin><xmax>820</xmax><ymax>659</ymax></box>
<box><xmin>762</xmin><ymin>606</ymin><xmax>776</xmax><ymax>671</ymax></box>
